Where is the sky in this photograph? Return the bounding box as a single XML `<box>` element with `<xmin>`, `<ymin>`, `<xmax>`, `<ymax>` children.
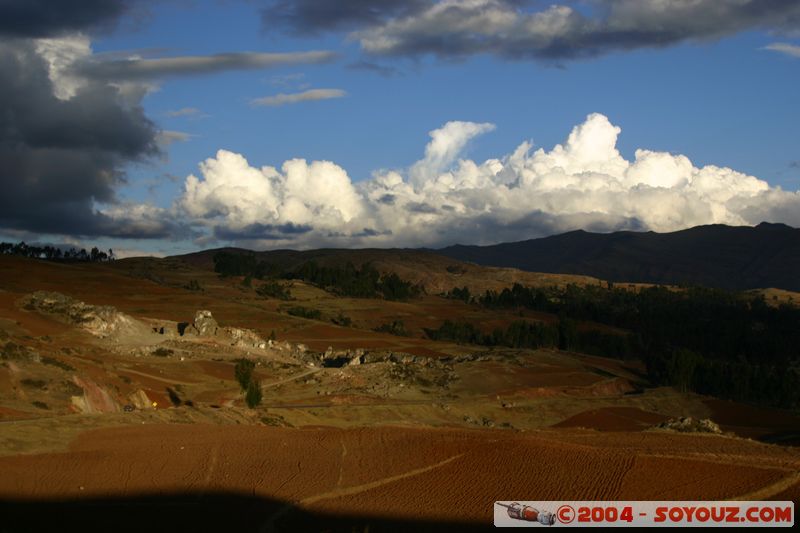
<box><xmin>1</xmin><ymin>0</ymin><xmax>799</xmax><ymax>257</ymax></box>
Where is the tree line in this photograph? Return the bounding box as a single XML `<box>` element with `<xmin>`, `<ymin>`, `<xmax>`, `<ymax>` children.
<box><xmin>442</xmin><ymin>283</ymin><xmax>800</xmax><ymax>409</ymax></box>
<box><xmin>425</xmin><ymin>317</ymin><xmax>635</xmax><ymax>359</ymax></box>
<box><xmin>214</xmin><ymin>252</ymin><xmax>420</xmax><ymax>301</ymax></box>
<box><xmin>0</xmin><ymin>241</ymin><xmax>114</xmax><ymax>262</ymax></box>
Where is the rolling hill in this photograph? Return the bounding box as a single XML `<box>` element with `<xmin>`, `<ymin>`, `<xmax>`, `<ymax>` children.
<box><xmin>437</xmin><ymin>222</ymin><xmax>800</xmax><ymax>291</ymax></box>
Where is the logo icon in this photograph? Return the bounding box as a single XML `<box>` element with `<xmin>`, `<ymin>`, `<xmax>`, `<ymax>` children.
<box><xmin>496</xmin><ymin>502</ymin><xmax>556</xmax><ymax>526</ymax></box>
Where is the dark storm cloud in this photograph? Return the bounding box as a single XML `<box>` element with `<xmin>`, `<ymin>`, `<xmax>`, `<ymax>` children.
<box><xmin>352</xmin><ymin>0</ymin><xmax>800</xmax><ymax>61</ymax></box>
<box><xmin>77</xmin><ymin>50</ymin><xmax>337</xmax><ymax>82</ymax></box>
<box><xmin>0</xmin><ymin>0</ymin><xmax>129</xmax><ymax>37</ymax></box>
<box><xmin>262</xmin><ymin>0</ymin><xmax>431</xmax><ymax>34</ymax></box>
<box><xmin>0</xmin><ymin>39</ymin><xmax>164</xmax><ymax>237</ymax></box>
<box><xmin>213</xmin><ymin>223</ymin><xmax>313</xmax><ymax>241</ymax></box>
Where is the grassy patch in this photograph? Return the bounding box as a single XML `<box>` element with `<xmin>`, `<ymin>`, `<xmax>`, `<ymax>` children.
<box><xmin>152</xmin><ymin>347</ymin><xmax>174</xmax><ymax>357</ymax></box>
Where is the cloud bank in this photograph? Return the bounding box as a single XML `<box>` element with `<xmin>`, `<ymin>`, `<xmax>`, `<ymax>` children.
<box><xmin>178</xmin><ymin>113</ymin><xmax>800</xmax><ymax>248</ymax></box>
<box><xmin>263</xmin><ymin>0</ymin><xmax>800</xmax><ymax>61</ymax></box>
<box><xmin>352</xmin><ymin>0</ymin><xmax>800</xmax><ymax>60</ymax></box>
<box><xmin>0</xmin><ymin>29</ymin><xmax>337</xmax><ymax>239</ymax></box>
<box><xmin>0</xmin><ymin>0</ymin><xmax>130</xmax><ymax>37</ymax></box>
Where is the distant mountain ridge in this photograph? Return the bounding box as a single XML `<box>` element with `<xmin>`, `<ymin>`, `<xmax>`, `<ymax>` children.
<box><xmin>437</xmin><ymin>222</ymin><xmax>800</xmax><ymax>291</ymax></box>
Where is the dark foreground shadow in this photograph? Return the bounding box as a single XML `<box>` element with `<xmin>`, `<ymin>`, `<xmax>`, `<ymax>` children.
<box><xmin>0</xmin><ymin>492</ymin><xmax>493</xmax><ymax>533</ymax></box>
<box><xmin>759</xmin><ymin>430</ymin><xmax>800</xmax><ymax>447</ymax></box>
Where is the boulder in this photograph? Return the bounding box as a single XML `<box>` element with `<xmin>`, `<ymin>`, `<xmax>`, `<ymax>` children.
<box><xmin>193</xmin><ymin>310</ymin><xmax>218</xmax><ymax>336</ymax></box>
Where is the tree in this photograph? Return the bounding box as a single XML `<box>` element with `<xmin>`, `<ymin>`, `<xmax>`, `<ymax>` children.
<box><xmin>557</xmin><ymin>316</ymin><xmax>577</xmax><ymax>351</ymax></box>
<box><xmin>234</xmin><ymin>359</ymin><xmax>255</xmax><ymax>391</ymax></box>
<box><xmin>245</xmin><ymin>379</ymin><xmax>262</xmax><ymax>408</ymax></box>
<box><xmin>668</xmin><ymin>348</ymin><xmax>703</xmax><ymax>393</ymax></box>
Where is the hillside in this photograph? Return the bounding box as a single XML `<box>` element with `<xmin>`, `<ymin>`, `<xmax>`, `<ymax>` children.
<box><xmin>2</xmin><ymin>252</ymin><xmax>800</xmax><ymax>530</ymax></box>
<box><xmin>438</xmin><ymin>222</ymin><xmax>800</xmax><ymax>291</ymax></box>
<box><xmin>175</xmin><ymin>247</ymin><xmax>604</xmax><ymax>295</ymax></box>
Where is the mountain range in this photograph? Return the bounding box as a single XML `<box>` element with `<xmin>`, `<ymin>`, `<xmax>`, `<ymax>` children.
<box><xmin>437</xmin><ymin>222</ymin><xmax>800</xmax><ymax>291</ymax></box>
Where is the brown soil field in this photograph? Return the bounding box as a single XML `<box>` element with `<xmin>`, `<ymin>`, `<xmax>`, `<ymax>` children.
<box><xmin>1</xmin><ymin>423</ymin><xmax>797</xmax><ymax>530</ymax></box>
<box><xmin>552</xmin><ymin>406</ymin><xmax>669</xmax><ymax>431</ymax></box>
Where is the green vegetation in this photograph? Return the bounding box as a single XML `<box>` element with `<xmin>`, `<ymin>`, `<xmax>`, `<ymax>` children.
<box><xmin>212</xmin><ymin>252</ymin><xmax>420</xmax><ymax>301</ymax></box>
<box><xmin>20</xmin><ymin>378</ymin><xmax>48</xmax><ymax>389</ymax></box>
<box><xmin>375</xmin><ymin>320</ymin><xmax>410</xmax><ymax>337</ymax></box>
<box><xmin>152</xmin><ymin>347</ymin><xmax>174</xmax><ymax>357</ymax></box>
<box><xmin>289</xmin><ymin>261</ymin><xmax>420</xmax><ymax>300</ymax></box>
<box><xmin>426</xmin><ymin>319</ymin><xmax>566</xmax><ymax>350</ymax></box>
<box><xmin>445</xmin><ymin>286</ymin><xmax>472</xmax><ymax>303</ymax></box>
<box><xmin>241</xmin><ymin>275</ymin><xmax>252</xmax><ymax>288</ymax></box>
<box><xmin>1</xmin><ymin>342</ymin><xmax>30</xmax><ymax>361</ymax></box>
<box><xmin>331</xmin><ymin>313</ymin><xmax>352</xmax><ymax>327</ymax></box>
<box><xmin>183</xmin><ymin>279</ymin><xmax>202</xmax><ymax>291</ymax></box>
<box><xmin>245</xmin><ymin>379</ymin><xmax>263</xmax><ymax>408</ymax></box>
<box><xmin>233</xmin><ymin>358</ymin><xmax>263</xmax><ymax>408</ymax></box>
<box><xmin>234</xmin><ymin>359</ymin><xmax>255</xmax><ymax>391</ymax></box>
<box><xmin>286</xmin><ymin>306</ymin><xmax>322</xmax><ymax>320</ymax></box>
<box><xmin>213</xmin><ymin>252</ymin><xmax>282</xmax><ymax>279</ymax></box>
<box><xmin>0</xmin><ymin>241</ymin><xmax>114</xmax><ymax>262</ymax></box>
<box><xmin>40</xmin><ymin>355</ymin><xmax>75</xmax><ymax>371</ymax></box>
<box><xmin>166</xmin><ymin>387</ymin><xmax>182</xmax><ymax>407</ymax></box>
<box><xmin>255</xmin><ymin>280</ymin><xmax>292</xmax><ymax>300</ymax></box>
<box><xmin>447</xmin><ymin>282</ymin><xmax>800</xmax><ymax>409</ymax></box>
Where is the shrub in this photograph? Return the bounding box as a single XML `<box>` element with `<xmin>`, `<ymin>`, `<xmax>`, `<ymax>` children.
<box><xmin>184</xmin><ymin>279</ymin><xmax>202</xmax><ymax>291</ymax></box>
<box><xmin>286</xmin><ymin>306</ymin><xmax>322</xmax><ymax>320</ymax></box>
<box><xmin>21</xmin><ymin>378</ymin><xmax>48</xmax><ymax>389</ymax></box>
<box><xmin>331</xmin><ymin>313</ymin><xmax>352</xmax><ymax>327</ymax></box>
<box><xmin>41</xmin><ymin>356</ymin><xmax>75</xmax><ymax>371</ymax></box>
<box><xmin>374</xmin><ymin>320</ymin><xmax>409</xmax><ymax>337</ymax></box>
<box><xmin>256</xmin><ymin>280</ymin><xmax>292</xmax><ymax>300</ymax></box>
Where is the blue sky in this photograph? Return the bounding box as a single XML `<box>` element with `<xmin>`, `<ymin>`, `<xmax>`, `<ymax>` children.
<box><xmin>1</xmin><ymin>1</ymin><xmax>799</xmax><ymax>256</ymax></box>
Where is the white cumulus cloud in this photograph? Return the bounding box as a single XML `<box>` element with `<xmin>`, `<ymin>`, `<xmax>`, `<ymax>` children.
<box><xmin>177</xmin><ymin>113</ymin><xmax>800</xmax><ymax>248</ymax></box>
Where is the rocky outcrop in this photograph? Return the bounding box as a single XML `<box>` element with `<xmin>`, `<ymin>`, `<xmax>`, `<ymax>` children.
<box><xmin>656</xmin><ymin>417</ymin><xmax>723</xmax><ymax>434</ymax></box>
<box><xmin>179</xmin><ymin>310</ymin><xmax>219</xmax><ymax>337</ymax></box>
<box><xmin>128</xmin><ymin>389</ymin><xmax>153</xmax><ymax>410</ymax></box>
<box><xmin>20</xmin><ymin>291</ymin><xmax>151</xmax><ymax>340</ymax></box>
<box><xmin>192</xmin><ymin>310</ymin><xmax>219</xmax><ymax>336</ymax></box>
<box><xmin>19</xmin><ymin>292</ymin><xmax>307</xmax><ymax>361</ymax></box>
